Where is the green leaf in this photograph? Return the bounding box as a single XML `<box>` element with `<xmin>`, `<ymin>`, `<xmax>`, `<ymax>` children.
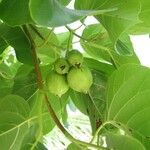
<box><xmin>115</xmin><ymin>33</ymin><xmax>134</xmax><ymax>55</ymax></box>
<box><xmin>112</xmin><ymin>51</ymin><xmax>140</xmax><ymax>67</ymax></box>
<box><xmin>89</xmin><ymin>70</ymin><xmax>108</xmax><ymax>120</ymax></box>
<box><xmin>0</xmin><ymin>112</ymin><xmax>31</xmax><ymax>150</ymax></box>
<box><xmin>0</xmin><ymin>24</ymin><xmax>33</xmax><ymax>65</ymax></box>
<box><xmin>0</xmin><ymin>94</ymin><xmax>30</xmax><ymax>117</ymax></box>
<box><xmin>106</xmin><ymin>64</ymin><xmax>150</xmax><ymax>149</ymax></box>
<box><xmin>20</xmin><ymin>125</ymin><xmax>48</xmax><ymax>150</ymax></box>
<box><xmin>70</xmin><ymin>90</ymin><xmax>88</xmax><ymax>115</ymax></box>
<box><xmin>12</xmin><ymin>65</ymin><xmax>37</xmax><ymax>100</ymax></box>
<box><xmin>104</xmin><ymin>133</ymin><xmax>145</xmax><ymax>150</ymax></box>
<box><xmin>81</xmin><ymin>24</ymin><xmax>139</xmax><ymax>66</ymax></box>
<box><xmin>75</xmin><ymin>0</ymin><xmax>140</xmax><ymax>54</ymax></box>
<box><xmin>0</xmin><ymin>63</ymin><xmax>14</xmax><ymax>98</ymax></box>
<box><xmin>129</xmin><ymin>23</ymin><xmax>150</xmax><ymax>35</ymax></box>
<box><xmin>56</xmin><ymin>31</ymin><xmax>73</xmax><ymax>50</ymax></box>
<box><xmin>106</xmin><ymin>64</ymin><xmax>147</xmax><ymax>111</ymax></box>
<box><xmin>84</xmin><ymin>57</ymin><xmax>115</xmax><ymax>76</ymax></box>
<box><xmin>58</xmin><ymin>0</ymin><xmax>71</xmax><ymax>6</ymax></box>
<box><xmin>33</xmin><ymin>27</ymin><xmax>60</xmax><ymax>64</ymax></box>
<box><xmin>30</xmin><ymin>91</ymin><xmax>69</xmax><ymax>134</ymax></box>
<box><xmin>29</xmin><ymin>0</ymin><xmax>116</xmax><ymax>27</ymax></box>
<box><xmin>67</xmin><ymin>143</ymin><xmax>82</xmax><ymax>150</ymax></box>
<box><xmin>0</xmin><ymin>37</ymin><xmax>8</xmax><ymax>54</ymax></box>
<box><xmin>138</xmin><ymin>0</ymin><xmax>150</xmax><ymax>26</ymax></box>
<box><xmin>0</xmin><ymin>0</ymin><xmax>32</xmax><ymax>26</ymax></box>
<box><xmin>70</xmin><ymin>90</ymin><xmax>99</xmax><ymax>134</ymax></box>
<box><xmin>129</xmin><ymin>1</ymin><xmax>150</xmax><ymax>34</ymax></box>
<box><xmin>81</xmin><ymin>24</ymin><xmax>112</xmax><ymax>62</ymax></box>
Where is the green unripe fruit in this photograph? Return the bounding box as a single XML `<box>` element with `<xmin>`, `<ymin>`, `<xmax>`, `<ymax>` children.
<box><xmin>67</xmin><ymin>50</ymin><xmax>83</xmax><ymax>66</ymax></box>
<box><xmin>67</xmin><ymin>66</ymin><xmax>93</xmax><ymax>93</ymax></box>
<box><xmin>54</xmin><ymin>58</ymin><xmax>70</xmax><ymax>74</ymax></box>
<box><xmin>46</xmin><ymin>71</ymin><xmax>69</xmax><ymax>97</ymax></box>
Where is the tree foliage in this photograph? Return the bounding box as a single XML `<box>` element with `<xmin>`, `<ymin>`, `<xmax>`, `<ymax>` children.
<box><xmin>0</xmin><ymin>0</ymin><xmax>150</xmax><ymax>149</ymax></box>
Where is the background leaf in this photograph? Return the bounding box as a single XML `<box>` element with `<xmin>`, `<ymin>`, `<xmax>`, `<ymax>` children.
<box><xmin>0</xmin><ymin>63</ymin><xmax>14</xmax><ymax>98</ymax></box>
<box><xmin>81</xmin><ymin>24</ymin><xmax>140</xmax><ymax>66</ymax></box>
<box><xmin>0</xmin><ymin>37</ymin><xmax>8</xmax><ymax>54</ymax></box>
<box><xmin>75</xmin><ymin>0</ymin><xmax>140</xmax><ymax>55</ymax></box>
<box><xmin>29</xmin><ymin>0</ymin><xmax>116</xmax><ymax>27</ymax></box>
<box><xmin>104</xmin><ymin>133</ymin><xmax>145</xmax><ymax>150</ymax></box>
<box><xmin>0</xmin><ymin>95</ymin><xmax>32</xmax><ymax>150</ymax></box>
<box><xmin>67</xmin><ymin>143</ymin><xmax>82</xmax><ymax>150</ymax></box>
<box><xmin>84</xmin><ymin>58</ymin><xmax>115</xmax><ymax>76</ymax></box>
<box><xmin>12</xmin><ymin>65</ymin><xmax>37</xmax><ymax>100</ymax></box>
<box><xmin>30</xmin><ymin>91</ymin><xmax>69</xmax><ymax>134</ymax></box>
<box><xmin>0</xmin><ymin>24</ymin><xmax>33</xmax><ymax>65</ymax></box>
<box><xmin>58</xmin><ymin>0</ymin><xmax>71</xmax><ymax>6</ymax></box>
<box><xmin>32</xmin><ymin>27</ymin><xmax>60</xmax><ymax>64</ymax></box>
<box><xmin>106</xmin><ymin>64</ymin><xmax>150</xmax><ymax>149</ymax></box>
<box><xmin>56</xmin><ymin>31</ymin><xmax>73</xmax><ymax>50</ymax></box>
<box><xmin>0</xmin><ymin>0</ymin><xmax>32</xmax><ymax>26</ymax></box>
<box><xmin>0</xmin><ymin>94</ymin><xmax>30</xmax><ymax>117</ymax></box>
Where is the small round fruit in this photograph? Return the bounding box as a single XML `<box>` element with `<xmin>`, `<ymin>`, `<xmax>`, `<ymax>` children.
<box><xmin>67</xmin><ymin>50</ymin><xmax>83</xmax><ymax>66</ymax></box>
<box><xmin>67</xmin><ymin>66</ymin><xmax>93</xmax><ymax>93</ymax></box>
<box><xmin>54</xmin><ymin>58</ymin><xmax>70</xmax><ymax>74</ymax></box>
<box><xmin>46</xmin><ymin>71</ymin><xmax>69</xmax><ymax>97</ymax></box>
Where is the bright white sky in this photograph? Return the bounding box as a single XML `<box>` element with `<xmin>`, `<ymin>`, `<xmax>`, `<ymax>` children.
<box><xmin>54</xmin><ymin>0</ymin><xmax>150</xmax><ymax>68</ymax></box>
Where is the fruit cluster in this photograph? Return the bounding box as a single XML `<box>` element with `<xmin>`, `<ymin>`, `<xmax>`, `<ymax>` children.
<box><xmin>46</xmin><ymin>50</ymin><xmax>93</xmax><ymax>97</ymax></box>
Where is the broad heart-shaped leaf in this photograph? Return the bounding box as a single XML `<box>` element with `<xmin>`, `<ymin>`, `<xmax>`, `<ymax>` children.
<box><xmin>75</xmin><ymin>0</ymin><xmax>140</xmax><ymax>55</ymax></box>
<box><xmin>0</xmin><ymin>23</ymin><xmax>33</xmax><ymax>65</ymax></box>
<box><xmin>0</xmin><ymin>0</ymin><xmax>32</xmax><ymax>26</ymax></box>
<box><xmin>12</xmin><ymin>65</ymin><xmax>37</xmax><ymax>100</ymax></box>
<box><xmin>0</xmin><ymin>94</ymin><xmax>30</xmax><ymax>117</ymax></box>
<box><xmin>106</xmin><ymin>64</ymin><xmax>150</xmax><ymax>149</ymax></box>
<box><xmin>0</xmin><ymin>95</ymin><xmax>32</xmax><ymax>150</ymax></box>
<box><xmin>106</xmin><ymin>64</ymin><xmax>147</xmax><ymax>110</ymax></box>
<box><xmin>0</xmin><ymin>37</ymin><xmax>8</xmax><ymax>54</ymax></box>
<box><xmin>81</xmin><ymin>24</ymin><xmax>140</xmax><ymax>66</ymax></box>
<box><xmin>29</xmin><ymin>0</ymin><xmax>116</xmax><ymax>27</ymax></box>
<box><xmin>0</xmin><ymin>112</ymin><xmax>31</xmax><ymax>150</ymax></box>
<box><xmin>104</xmin><ymin>133</ymin><xmax>145</xmax><ymax>150</ymax></box>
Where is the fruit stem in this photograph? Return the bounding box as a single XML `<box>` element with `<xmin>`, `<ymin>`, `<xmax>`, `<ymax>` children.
<box><xmin>22</xmin><ymin>25</ymin><xmax>108</xmax><ymax>150</ymax></box>
<box><xmin>66</xmin><ymin>29</ymin><xmax>73</xmax><ymax>54</ymax></box>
